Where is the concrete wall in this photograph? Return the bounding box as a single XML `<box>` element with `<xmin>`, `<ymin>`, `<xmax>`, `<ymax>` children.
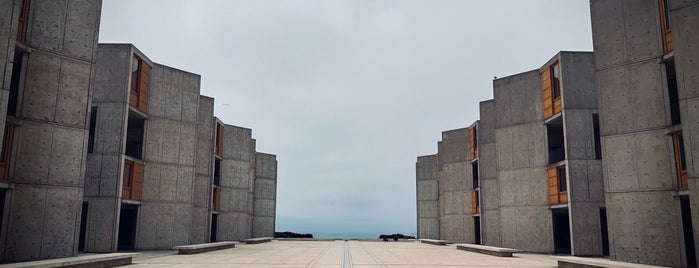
<box><xmin>416</xmin><ymin>154</ymin><xmax>439</xmax><ymax>239</ymax></box>
<box><xmin>137</xmin><ymin>64</ymin><xmax>201</xmax><ymax>250</ymax></box>
<box><xmin>438</xmin><ymin>128</ymin><xmax>474</xmax><ymax>243</ymax></box>
<box><xmin>478</xmin><ymin>100</ymin><xmax>500</xmax><ymax>247</ymax></box>
<box><xmin>191</xmin><ymin>96</ymin><xmax>214</xmax><ymax>244</ymax></box>
<box><xmin>590</xmin><ymin>0</ymin><xmax>686</xmax><ymax>265</ymax></box>
<box><xmin>0</xmin><ymin>0</ymin><xmax>102</xmax><ymax>262</ymax></box>
<box><xmin>493</xmin><ymin>70</ymin><xmax>553</xmax><ymax>253</ymax></box>
<box><xmin>217</xmin><ymin>125</ymin><xmax>255</xmax><ymax>241</ymax></box>
<box><xmin>252</xmin><ymin>152</ymin><xmax>277</xmax><ymax>238</ymax></box>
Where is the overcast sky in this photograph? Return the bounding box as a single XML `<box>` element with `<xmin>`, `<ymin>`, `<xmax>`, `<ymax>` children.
<box><xmin>99</xmin><ymin>0</ymin><xmax>593</xmax><ymax>238</ymax></box>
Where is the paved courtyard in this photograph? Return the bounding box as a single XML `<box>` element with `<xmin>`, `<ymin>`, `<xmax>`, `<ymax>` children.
<box><xmin>127</xmin><ymin>240</ymin><xmax>560</xmax><ymax>267</ymax></box>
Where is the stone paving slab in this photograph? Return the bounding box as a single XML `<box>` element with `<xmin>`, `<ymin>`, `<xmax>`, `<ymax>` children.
<box><xmin>125</xmin><ymin>240</ymin><xmax>560</xmax><ymax>267</ymax></box>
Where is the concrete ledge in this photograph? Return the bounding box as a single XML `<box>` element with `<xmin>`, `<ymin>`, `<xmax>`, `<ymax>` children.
<box><xmin>456</xmin><ymin>244</ymin><xmax>517</xmax><ymax>257</ymax></box>
<box><xmin>0</xmin><ymin>253</ymin><xmax>137</xmax><ymax>268</ymax></box>
<box><xmin>556</xmin><ymin>257</ymin><xmax>666</xmax><ymax>268</ymax></box>
<box><xmin>419</xmin><ymin>239</ymin><xmax>448</xmax><ymax>246</ymax></box>
<box><xmin>173</xmin><ymin>241</ymin><xmax>237</xmax><ymax>254</ymax></box>
<box><xmin>243</xmin><ymin>237</ymin><xmax>273</xmax><ymax>244</ymax></box>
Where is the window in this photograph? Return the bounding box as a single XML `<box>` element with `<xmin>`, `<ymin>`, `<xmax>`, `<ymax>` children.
<box><xmin>8</xmin><ymin>50</ymin><xmax>24</xmax><ymax>117</ymax></box>
<box><xmin>121</xmin><ymin>159</ymin><xmax>144</xmax><ymax>201</ymax></box>
<box><xmin>673</xmin><ymin>131</ymin><xmax>688</xmax><ymax>189</ymax></box>
<box><xmin>215</xmin><ymin>123</ymin><xmax>224</xmax><ymax>157</ymax></box>
<box><xmin>16</xmin><ymin>0</ymin><xmax>30</xmax><ymax>43</ymax></box>
<box><xmin>0</xmin><ymin>123</ymin><xmax>15</xmax><ymax>182</ymax></box>
<box><xmin>472</xmin><ymin>161</ymin><xmax>479</xmax><ymax>189</ymax></box>
<box><xmin>129</xmin><ymin>55</ymin><xmax>150</xmax><ymax>114</ymax></box>
<box><xmin>542</xmin><ymin>61</ymin><xmax>563</xmax><ymax>119</ymax></box>
<box><xmin>666</xmin><ymin>60</ymin><xmax>681</xmax><ymax>126</ymax></box>
<box><xmin>548</xmin><ymin>164</ymin><xmax>568</xmax><ymax>205</ymax></box>
<box><xmin>547</xmin><ymin>118</ymin><xmax>565</xmax><ymax>164</ymax></box>
<box><xmin>125</xmin><ymin>112</ymin><xmax>145</xmax><ymax>159</ymax></box>
<box><xmin>87</xmin><ymin>107</ymin><xmax>97</xmax><ymax>153</ymax></box>
<box><xmin>593</xmin><ymin>114</ymin><xmax>602</xmax><ymax>160</ymax></box>
<box><xmin>214</xmin><ymin>158</ymin><xmax>221</xmax><ymax>186</ymax></box>
<box><xmin>469</xmin><ymin>127</ymin><xmax>478</xmax><ymax>160</ymax></box>
<box><xmin>659</xmin><ymin>0</ymin><xmax>673</xmax><ymax>52</ymax></box>
<box><xmin>212</xmin><ymin>187</ymin><xmax>221</xmax><ymax>212</ymax></box>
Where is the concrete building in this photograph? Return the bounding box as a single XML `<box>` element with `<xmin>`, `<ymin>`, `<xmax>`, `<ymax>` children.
<box><xmin>0</xmin><ymin>0</ymin><xmax>102</xmax><ymax>262</ymax></box>
<box><xmin>82</xmin><ymin>44</ymin><xmax>278</xmax><ymax>252</ymax></box>
<box><xmin>253</xmin><ymin>152</ymin><xmax>278</xmax><ymax>238</ymax></box>
<box><xmin>416</xmin><ymin>154</ymin><xmax>439</xmax><ymax>240</ymax></box>
<box><xmin>417</xmin><ymin>52</ymin><xmax>604</xmax><ymax>256</ymax></box>
<box><xmin>590</xmin><ymin>0</ymin><xmax>698</xmax><ymax>266</ymax></box>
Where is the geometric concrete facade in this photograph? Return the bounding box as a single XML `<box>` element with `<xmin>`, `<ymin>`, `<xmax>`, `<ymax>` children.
<box><xmin>591</xmin><ymin>0</ymin><xmax>698</xmax><ymax>266</ymax></box>
<box><xmin>253</xmin><ymin>152</ymin><xmax>277</xmax><ymax>238</ymax></box>
<box><xmin>417</xmin><ymin>52</ymin><xmax>605</xmax><ymax>256</ymax></box>
<box><xmin>416</xmin><ymin>154</ymin><xmax>439</xmax><ymax>240</ymax></box>
<box><xmin>0</xmin><ymin>0</ymin><xmax>102</xmax><ymax>262</ymax></box>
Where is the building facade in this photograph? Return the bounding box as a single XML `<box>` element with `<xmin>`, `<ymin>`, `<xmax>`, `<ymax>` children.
<box><xmin>591</xmin><ymin>0</ymin><xmax>698</xmax><ymax>266</ymax></box>
<box><xmin>0</xmin><ymin>0</ymin><xmax>102</xmax><ymax>262</ymax></box>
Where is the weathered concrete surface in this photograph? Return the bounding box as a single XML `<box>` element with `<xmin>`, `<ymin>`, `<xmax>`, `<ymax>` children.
<box><xmin>253</xmin><ymin>152</ymin><xmax>277</xmax><ymax>238</ymax></box>
<box><xmin>190</xmin><ymin>96</ymin><xmax>214</xmax><ymax>244</ymax></box>
<box><xmin>217</xmin><ymin>125</ymin><xmax>255</xmax><ymax>241</ymax></box>
<box><xmin>0</xmin><ymin>0</ymin><xmax>102</xmax><ymax>262</ymax></box>
<box><xmin>478</xmin><ymin>100</ymin><xmax>500</xmax><ymax>247</ymax></box>
<box><xmin>590</xmin><ymin>0</ymin><xmax>692</xmax><ymax>266</ymax></box>
<box><xmin>416</xmin><ymin>155</ymin><xmax>439</xmax><ymax>240</ymax></box>
<box><xmin>438</xmin><ymin>128</ymin><xmax>475</xmax><ymax>243</ymax></box>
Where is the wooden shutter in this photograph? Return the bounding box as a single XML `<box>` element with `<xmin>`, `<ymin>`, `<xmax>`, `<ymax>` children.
<box><xmin>547</xmin><ymin>167</ymin><xmax>558</xmax><ymax>204</ymax></box>
<box><xmin>215</xmin><ymin>123</ymin><xmax>223</xmax><ymax>157</ymax></box>
<box><xmin>542</xmin><ymin>69</ymin><xmax>553</xmax><ymax>119</ymax></box>
<box><xmin>16</xmin><ymin>0</ymin><xmax>30</xmax><ymax>43</ymax></box>
<box><xmin>674</xmin><ymin>132</ymin><xmax>688</xmax><ymax>189</ymax></box>
<box><xmin>131</xmin><ymin>162</ymin><xmax>144</xmax><ymax>201</ymax></box>
<box><xmin>122</xmin><ymin>160</ymin><xmax>133</xmax><ymax>199</ymax></box>
<box><xmin>137</xmin><ymin>61</ymin><xmax>151</xmax><ymax>114</ymax></box>
<box><xmin>213</xmin><ymin>187</ymin><xmax>222</xmax><ymax>212</ymax></box>
<box><xmin>471</xmin><ymin>190</ymin><xmax>479</xmax><ymax>214</ymax></box>
<box><xmin>659</xmin><ymin>0</ymin><xmax>673</xmax><ymax>52</ymax></box>
<box><xmin>0</xmin><ymin>122</ymin><xmax>15</xmax><ymax>181</ymax></box>
<box><xmin>469</xmin><ymin>128</ymin><xmax>476</xmax><ymax>160</ymax></box>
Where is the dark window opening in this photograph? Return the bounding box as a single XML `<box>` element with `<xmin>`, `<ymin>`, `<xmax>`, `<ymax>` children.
<box><xmin>87</xmin><ymin>107</ymin><xmax>97</xmax><ymax>153</ymax></box>
<box><xmin>552</xmin><ymin>62</ymin><xmax>561</xmax><ymax>99</ymax></box>
<box><xmin>130</xmin><ymin>56</ymin><xmax>140</xmax><ymax>94</ymax></box>
<box><xmin>0</xmin><ymin>191</ymin><xmax>5</xmax><ymax>238</ymax></box>
<box><xmin>123</xmin><ymin>161</ymin><xmax>133</xmax><ymax>189</ymax></box>
<box><xmin>474</xmin><ymin>216</ymin><xmax>481</xmax><ymax>245</ymax></box>
<box><xmin>117</xmin><ymin>204</ymin><xmax>138</xmax><ymax>251</ymax></box>
<box><xmin>79</xmin><ymin>202</ymin><xmax>88</xmax><ymax>252</ymax></box>
<box><xmin>210</xmin><ymin>214</ymin><xmax>218</xmax><ymax>242</ymax></box>
<box><xmin>681</xmin><ymin>198</ymin><xmax>697</xmax><ymax>267</ymax></box>
<box><xmin>547</xmin><ymin>118</ymin><xmax>565</xmax><ymax>164</ymax></box>
<box><xmin>553</xmin><ymin>209</ymin><xmax>571</xmax><ymax>254</ymax></box>
<box><xmin>557</xmin><ymin>165</ymin><xmax>567</xmax><ymax>192</ymax></box>
<box><xmin>593</xmin><ymin>114</ymin><xmax>602</xmax><ymax>160</ymax></box>
<box><xmin>214</xmin><ymin>158</ymin><xmax>221</xmax><ymax>186</ymax></box>
<box><xmin>8</xmin><ymin>50</ymin><xmax>24</xmax><ymax>117</ymax></box>
<box><xmin>125</xmin><ymin>112</ymin><xmax>145</xmax><ymax>159</ymax></box>
<box><xmin>666</xmin><ymin>60</ymin><xmax>681</xmax><ymax>126</ymax></box>
<box><xmin>472</xmin><ymin>161</ymin><xmax>479</xmax><ymax>189</ymax></box>
<box><xmin>600</xmin><ymin>208</ymin><xmax>610</xmax><ymax>256</ymax></box>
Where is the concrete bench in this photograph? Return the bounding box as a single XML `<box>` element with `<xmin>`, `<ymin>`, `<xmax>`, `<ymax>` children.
<box><xmin>556</xmin><ymin>256</ymin><xmax>666</xmax><ymax>268</ymax></box>
<box><xmin>419</xmin><ymin>239</ymin><xmax>448</xmax><ymax>246</ymax></box>
<box><xmin>173</xmin><ymin>241</ymin><xmax>237</xmax><ymax>254</ymax></box>
<box><xmin>0</xmin><ymin>253</ymin><xmax>137</xmax><ymax>268</ymax></box>
<box><xmin>243</xmin><ymin>237</ymin><xmax>273</xmax><ymax>244</ymax></box>
<box><xmin>456</xmin><ymin>244</ymin><xmax>517</xmax><ymax>257</ymax></box>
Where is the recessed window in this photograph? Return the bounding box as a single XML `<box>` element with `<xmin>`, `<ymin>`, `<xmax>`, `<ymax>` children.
<box><xmin>593</xmin><ymin>114</ymin><xmax>602</xmax><ymax>160</ymax></box>
<box><xmin>472</xmin><ymin>161</ymin><xmax>479</xmax><ymax>189</ymax></box>
<box><xmin>542</xmin><ymin>61</ymin><xmax>563</xmax><ymax>119</ymax></box>
<box><xmin>552</xmin><ymin>63</ymin><xmax>561</xmax><ymax>100</ymax></box>
<box><xmin>129</xmin><ymin>55</ymin><xmax>150</xmax><ymax>114</ymax></box>
<box><xmin>557</xmin><ymin>165</ymin><xmax>567</xmax><ymax>192</ymax></box>
<box><xmin>673</xmin><ymin>131</ymin><xmax>688</xmax><ymax>189</ymax></box>
<box><xmin>130</xmin><ymin>56</ymin><xmax>140</xmax><ymax>94</ymax></box>
<box><xmin>125</xmin><ymin>111</ymin><xmax>145</xmax><ymax>159</ymax></box>
<box><xmin>214</xmin><ymin>158</ymin><xmax>221</xmax><ymax>186</ymax></box>
<box><xmin>8</xmin><ymin>50</ymin><xmax>24</xmax><ymax>117</ymax></box>
<box><xmin>87</xmin><ymin>107</ymin><xmax>97</xmax><ymax>153</ymax></box>
<box><xmin>547</xmin><ymin>118</ymin><xmax>565</xmax><ymax>164</ymax></box>
<box><xmin>665</xmin><ymin>60</ymin><xmax>681</xmax><ymax>126</ymax></box>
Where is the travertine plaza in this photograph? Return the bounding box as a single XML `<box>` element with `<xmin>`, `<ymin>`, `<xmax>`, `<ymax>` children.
<box><xmin>417</xmin><ymin>0</ymin><xmax>699</xmax><ymax>267</ymax></box>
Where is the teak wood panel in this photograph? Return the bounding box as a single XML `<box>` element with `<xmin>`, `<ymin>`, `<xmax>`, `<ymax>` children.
<box><xmin>547</xmin><ymin>165</ymin><xmax>567</xmax><ymax>205</ymax></box>
<box><xmin>122</xmin><ymin>159</ymin><xmax>144</xmax><ymax>201</ymax></box>
<box><xmin>212</xmin><ymin>186</ymin><xmax>221</xmax><ymax>212</ymax></box>
<box><xmin>0</xmin><ymin>122</ymin><xmax>15</xmax><ymax>181</ymax></box>
<box><xmin>469</xmin><ymin>127</ymin><xmax>477</xmax><ymax>160</ymax></box>
<box><xmin>215</xmin><ymin>123</ymin><xmax>223</xmax><ymax>157</ymax></box>
<box><xmin>129</xmin><ymin>59</ymin><xmax>151</xmax><ymax>114</ymax></box>
<box><xmin>673</xmin><ymin>131</ymin><xmax>688</xmax><ymax>189</ymax></box>
<box><xmin>16</xmin><ymin>0</ymin><xmax>30</xmax><ymax>43</ymax></box>
<box><xmin>542</xmin><ymin>67</ymin><xmax>562</xmax><ymax>120</ymax></box>
<box><xmin>659</xmin><ymin>0</ymin><xmax>673</xmax><ymax>52</ymax></box>
<box><xmin>471</xmin><ymin>190</ymin><xmax>479</xmax><ymax>214</ymax></box>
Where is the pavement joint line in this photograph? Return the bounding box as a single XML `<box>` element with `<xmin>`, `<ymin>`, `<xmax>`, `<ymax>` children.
<box><xmin>342</xmin><ymin>240</ymin><xmax>352</xmax><ymax>268</ymax></box>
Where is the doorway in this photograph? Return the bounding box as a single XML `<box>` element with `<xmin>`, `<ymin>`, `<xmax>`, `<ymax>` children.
<box><xmin>552</xmin><ymin>209</ymin><xmax>571</xmax><ymax>254</ymax></box>
<box><xmin>681</xmin><ymin>198</ymin><xmax>697</xmax><ymax>267</ymax></box>
<box><xmin>210</xmin><ymin>214</ymin><xmax>218</xmax><ymax>242</ymax></box>
<box><xmin>78</xmin><ymin>202</ymin><xmax>88</xmax><ymax>252</ymax></box>
<box><xmin>474</xmin><ymin>216</ymin><xmax>481</xmax><ymax>245</ymax></box>
<box><xmin>600</xmin><ymin>208</ymin><xmax>609</xmax><ymax>256</ymax></box>
<box><xmin>117</xmin><ymin>204</ymin><xmax>138</xmax><ymax>251</ymax></box>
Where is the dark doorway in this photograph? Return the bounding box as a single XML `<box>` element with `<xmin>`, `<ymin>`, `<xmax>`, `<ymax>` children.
<box><xmin>79</xmin><ymin>202</ymin><xmax>88</xmax><ymax>252</ymax></box>
<box><xmin>474</xmin><ymin>216</ymin><xmax>481</xmax><ymax>245</ymax></box>
<box><xmin>553</xmin><ymin>209</ymin><xmax>571</xmax><ymax>254</ymax></box>
<box><xmin>600</xmin><ymin>208</ymin><xmax>609</xmax><ymax>256</ymax></box>
<box><xmin>210</xmin><ymin>214</ymin><xmax>218</xmax><ymax>242</ymax></box>
<box><xmin>0</xmin><ymin>191</ymin><xmax>5</xmax><ymax>238</ymax></box>
<box><xmin>681</xmin><ymin>198</ymin><xmax>697</xmax><ymax>267</ymax></box>
<box><xmin>117</xmin><ymin>204</ymin><xmax>138</xmax><ymax>251</ymax></box>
